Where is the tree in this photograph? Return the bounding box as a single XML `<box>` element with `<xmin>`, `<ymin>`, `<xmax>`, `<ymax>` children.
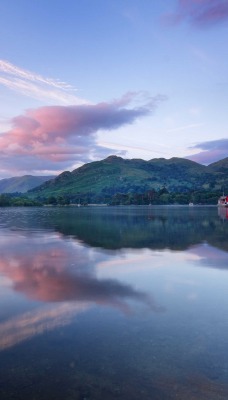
<box><xmin>0</xmin><ymin>194</ymin><xmax>11</xmax><ymax>206</ymax></box>
<box><xmin>47</xmin><ymin>196</ymin><xmax>57</xmax><ymax>205</ymax></box>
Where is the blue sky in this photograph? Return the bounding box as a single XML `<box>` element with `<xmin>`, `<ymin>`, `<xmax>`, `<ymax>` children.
<box><xmin>0</xmin><ymin>0</ymin><xmax>228</xmax><ymax>177</ymax></box>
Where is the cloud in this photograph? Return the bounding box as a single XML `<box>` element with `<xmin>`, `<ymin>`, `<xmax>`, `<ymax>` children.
<box><xmin>166</xmin><ymin>123</ymin><xmax>204</xmax><ymax>133</ymax></box>
<box><xmin>0</xmin><ymin>92</ymin><xmax>165</xmax><ymax>175</ymax></box>
<box><xmin>0</xmin><ymin>59</ymin><xmax>87</xmax><ymax>105</ymax></box>
<box><xmin>187</xmin><ymin>138</ymin><xmax>228</xmax><ymax>164</ymax></box>
<box><xmin>164</xmin><ymin>0</ymin><xmax>228</xmax><ymax>28</ymax></box>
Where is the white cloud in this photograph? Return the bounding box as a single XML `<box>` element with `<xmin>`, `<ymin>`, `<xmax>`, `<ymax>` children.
<box><xmin>0</xmin><ymin>59</ymin><xmax>88</xmax><ymax>105</ymax></box>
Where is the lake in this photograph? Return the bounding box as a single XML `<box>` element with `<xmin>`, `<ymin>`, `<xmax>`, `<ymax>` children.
<box><xmin>0</xmin><ymin>205</ymin><xmax>228</xmax><ymax>400</ymax></box>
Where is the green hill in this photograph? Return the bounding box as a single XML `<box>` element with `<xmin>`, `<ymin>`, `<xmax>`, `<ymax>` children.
<box><xmin>208</xmin><ymin>157</ymin><xmax>228</xmax><ymax>173</ymax></box>
<box><xmin>0</xmin><ymin>175</ymin><xmax>55</xmax><ymax>194</ymax></box>
<box><xmin>29</xmin><ymin>155</ymin><xmax>228</xmax><ymax>201</ymax></box>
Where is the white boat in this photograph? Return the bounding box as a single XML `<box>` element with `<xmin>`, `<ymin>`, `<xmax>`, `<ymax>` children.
<box><xmin>218</xmin><ymin>195</ymin><xmax>228</xmax><ymax>207</ymax></box>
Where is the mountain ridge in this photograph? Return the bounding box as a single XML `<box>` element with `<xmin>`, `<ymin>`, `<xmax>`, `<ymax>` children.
<box><xmin>0</xmin><ymin>175</ymin><xmax>55</xmax><ymax>194</ymax></box>
<box><xmin>28</xmin><ymin>155</ymin><xmax>228</xmax><ymax>200</ymax></box>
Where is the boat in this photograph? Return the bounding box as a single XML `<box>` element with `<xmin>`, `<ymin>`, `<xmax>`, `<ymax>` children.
<box><xmin>218</xmin><ymin>195</ymin><xmax>228</xmax><ymax>207</ymax></box>
<box><xmin>189</xmin><ymin>202</ymin><xmax>194</xmax><ymax>206</ymax></box>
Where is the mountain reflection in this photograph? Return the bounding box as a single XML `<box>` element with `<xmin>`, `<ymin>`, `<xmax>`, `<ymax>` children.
<box><xmin>0</xmin><ymin>234</ymin><xmax>163</xmax><ymax>314</ymax></box>
<box><xmin>0</xmin><ymin>206</ymin><xmax>227</xmax><ymax>252</ymax></box>
<box><xmin>48</xmin><ymin>206</ymin><xmax>228</xmax><ymax>253</ymax></box>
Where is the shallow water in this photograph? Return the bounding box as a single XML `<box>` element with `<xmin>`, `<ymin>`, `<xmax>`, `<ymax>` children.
<box><xmin>0</xmin><ymin>205</ymin><xmax>228</xmax><ymax>399</ymax></box>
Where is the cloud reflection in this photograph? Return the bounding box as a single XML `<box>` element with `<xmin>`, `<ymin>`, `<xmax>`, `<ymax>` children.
<box><xmin>0</xmin><ymin>234</ymin><xmax>163</xmax><ymax>314</ymax></box>
<box><xmin>188</xmin><ymin>243</ymin><xmax>228</xmax><ymax>270</ymax></box>
<box><xmin>0</xmin><ymin>303</ymin><xmax>89</xmax><ymax>351</ymax></box>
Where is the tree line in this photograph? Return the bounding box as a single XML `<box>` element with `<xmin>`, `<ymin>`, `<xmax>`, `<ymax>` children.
<box><xmin>0</xmin><ymin>188</ymin><xmax>221</xmax><ymax>206</ymax></box>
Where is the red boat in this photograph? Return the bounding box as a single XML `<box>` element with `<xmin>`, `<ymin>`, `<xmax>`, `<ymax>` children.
<box><xmin>218</xmin><ymin>195</ymin><xmax>228</xmax><ymax>207</ymax></box>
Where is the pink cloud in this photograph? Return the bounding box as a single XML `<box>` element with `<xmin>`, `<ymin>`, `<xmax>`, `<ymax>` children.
<box><xmin>164</xmin><ymin>0</ymin><xmax>228</xmax><ymax>28</ymax></box>
<box><xmin>187</xmin><ymin>138</ymin><xmax>228</xmax><ymax>164</ymax></box>
<box><xmin>0</xmin><ymin>92</ymin><xmax>164</xmax><ymax>175</ymax></box>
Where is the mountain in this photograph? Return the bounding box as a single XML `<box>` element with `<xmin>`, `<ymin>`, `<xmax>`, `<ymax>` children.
<box><xmin>208</xmin><ymin>157</ymin><xmax>228</xmax><ymax>173</ymax></box>
<box><xmin>0</xmin><ymin>175</ymin><xmax>55</xmax><ymax>194</ymax></box>
<box><xmin>29</xmin><ymin>155</ymin><xmax>228</xmax><ymax>200</ymax></box>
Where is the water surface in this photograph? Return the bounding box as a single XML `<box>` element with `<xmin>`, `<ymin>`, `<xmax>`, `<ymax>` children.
<box><xmin>0</xmin><ymin>206</ymin><xmax>228</xmax><ymax>399</ymax></box>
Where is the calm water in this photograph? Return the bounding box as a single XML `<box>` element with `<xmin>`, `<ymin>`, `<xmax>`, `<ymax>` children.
<box><xmin>0</xmin><ymin>205</ymin><xmax>228</xmax><ymax>400</ymax></box>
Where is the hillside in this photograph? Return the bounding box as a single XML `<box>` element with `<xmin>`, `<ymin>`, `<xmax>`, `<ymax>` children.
<box><xmin>0</xmin><ymin>175</ymin><xmax>55</xmax><ymax>194</ymax></box>
<box><xmin>29</xmin><ymin>155</ymin><xmax>228</xmax><ymax>201</ymax></box>
<box><xmin>208</xmin><ymin>157</ymin><xmax>228</xmax><ymax>173</ymax></box>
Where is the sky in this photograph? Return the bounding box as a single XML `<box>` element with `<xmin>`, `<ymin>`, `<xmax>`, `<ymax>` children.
<box><xmin>0</xmin><ymin>0</ymin><xmax>228</xmax><ymax>178</ymax></box>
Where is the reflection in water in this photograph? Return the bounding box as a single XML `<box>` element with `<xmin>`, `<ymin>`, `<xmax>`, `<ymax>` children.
<box><xmin>45</xmin><ymin>206</ymin><xmax>228</xmax><ymax>253</ymax></box>
<box><xmin>0</xmin><ymin>206</ymin><xmax>228</xmax><ymax>252</ymax></box>
<box><xmin>0</xmin><ymin>207</ymin><xmax>228</xmax><ymax>400</ymax></box>
<box><xmin>189</xmin><ymin>243</ymin><xmax>228</xmax><ymax>270</ymax></box>
<box><xmin>0</xmin><ymin>233</ymin><xmax>163</xmax><ymax>313</ymax></box>
<box><xmin>0</xmin><ymin>304</ymin><xmax>89</xmax><ymax>351</ymax></box>
<box><xmin>218</xmin><ymin>206</ymin><xmax>228</xmax><ymax>220</ymax></box>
